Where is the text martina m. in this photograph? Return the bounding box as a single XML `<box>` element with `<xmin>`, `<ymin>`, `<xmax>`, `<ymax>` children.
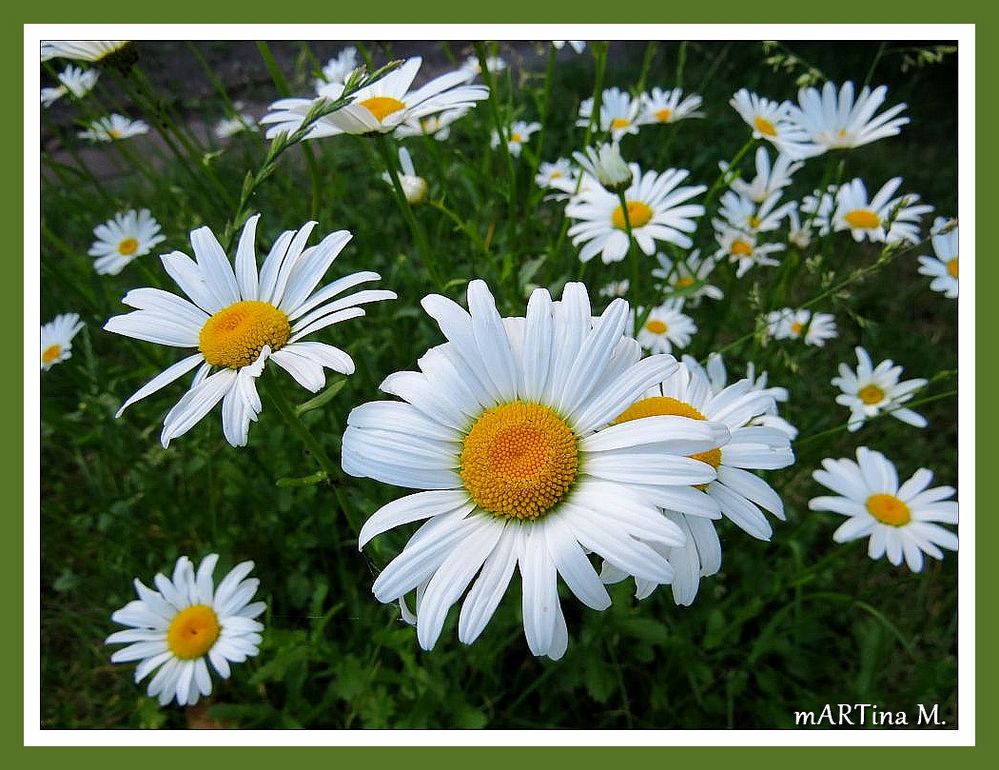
<box><xmin>794</xmin><ymin>703</ymin><xmax>947</xmax><ymax>727</ymax></box>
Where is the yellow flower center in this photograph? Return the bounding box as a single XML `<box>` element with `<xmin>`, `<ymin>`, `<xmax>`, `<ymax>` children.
<box><xmin>359</xmin><ymin>96</ymin><xmax>406</xmax><ymax>123</ymax></box>
<box><xmin>611</xmin><ymin>200</ymin><xmax>653</xmax><ymax>230</ymax></box>
<box><xmin>199</xmin><ymin>300</ymin><xmax>291</xmax><ymax>369</ymax></box>
<box><xmin>844</xmin><ymin>209</ymin><xmax>881</xmax><ymax>230</ymax></box>
<box><xmin>858</xmin><ymin>384</ymin><xmax>885</xmax><ymax>405</ymax></box>
<box><xmin>549</xmin><ymin>170</ymin><xmax>563</xmax><ymax>179</ymax></box>
<box><xmin>836</xmin><ymin>128</ymin><xmax>849</xmax><ymax>140</ymax></box>
<box><xmin>790</xmin><ymin>321</ymin><xmax>804</xmax><ymax>335</ymax></box>
<box><xmin>645</xmin><ymin>319</ymin><xmax>669</xmax><ymax>335</ymax></box>
<box><xmin>41</xmin><ymin>344</ymin><xmax>62</xmax><ymax>364</ymax></box>
<box><xmin>947</xmin><ymin>258</ymin><xmax>959</xmax><ymax>279</ymax></box>
<box><xmin>613</xmin><ymin>397</ymin><xmax>722</xmax><ymax>487</ymax></box>
<box><xmin>117</xmin><ymin>237</ymin><xmax>139</xmax><ymax>256</ymax></box>
<box><xmin>865</xmin><ymin>493</ymin><xmax>911</xmax><ymax>527</ymax></box>
<box><xmin>731</xmin><ymin>239</ymin><xmax>753</xmax><ymax>257</ymax></box>
<box><xmin>166</xmin><ymin>604</ymin><xmax>221</xmax><ymax>660</ymax></box>
<box><xmin>654</xmin><ymin>107</ymin><xmax>673</xmax><ymax>123</ymax></box>
<box><xmin>675</xmin><ymin>276</ymin><xmax>695</xmax><ymax>289</ymax></box>
<box><xmin>610</xmin><ymin>117</ymin><xmax>632</xmax><ymax>130</ymax></box>
<box><xmin>108</xmin><ymin>129</ymin><xmax>122</xmax><ymax>140</ymax></box>
<box><xmin>460</xmin><ymin>402</ymin><xmax>578</xmax><ymax>520</ymax></box>
<box><xmin>747</xmin><ymin>215</ymin><xmax>763</xmax><ymax>229</ymax></box>
<box><xmin>754</xmin><ymin>115</ymin><xmax>778</xmax><ymax>137</ymax></box>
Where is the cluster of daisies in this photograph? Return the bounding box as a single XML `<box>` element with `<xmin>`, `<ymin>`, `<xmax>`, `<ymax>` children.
<box><xmin>39</xmin><ymin>42</ymin><xmax>958</xmax><ymax>707</ymax></box>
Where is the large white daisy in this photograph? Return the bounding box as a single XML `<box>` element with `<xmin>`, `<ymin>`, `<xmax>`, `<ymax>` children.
<box><xmin>791</xmin><ymin>81</ymin><xmax>909</xmax><ymax>151</ymax></box>
<box><xmin>41</xmin><ymin>64</ymin><xmax>99</xmax><ymax>108</ymax></box>
<box><xmin>105</xmin><ymin>554</ymin><xmax>265</xmax><ymax>707</ymax></box>
<box><xmin>727</xmin><ymin>148</ymin><xmax>802</xmax><ymax>204</ymax></box>
<box><xmin>638</xmin><ymin>87</ymin><xmax>703</xmax><ymax>126</ymax></box>
<box><xmin>104</xmin><ymin>214</ymin><xmax>395</xmax><ymax>448</ymax></box>
<box><xmin>577</xmin><ymin>87</ymin><xmax>643</xmax><ymax>141</ymax></box>
<box><xmin>41</xmin><ymin>312</ymin><xmax>84</xmax><ymax>371</ymax></box>
<box><xmin>41</xmin><ymin>40</ymin><xmax>130</xmax><ymax>63</ymax></box>
<box><xmin>342</xmin><ymin>280</ymin><xmax>731</xmax><ymax>659</ymax></box>
<box><xmin>729</xmin><ymin>89</ymin><xmax>822</xmax><ymax>161</ymax></box>
<box><xmin>88</xmin><ymin>209</ymin><xmax>166</xmax><ymax>276</ymax></box>
<box><xmin>831</xmin><ymin>177</ymin><xmax>933</xmax><ymax>245</ymax></box>
<box><xmin>917</xmin><ymin>217</ymin><xmax>959</xmax><ymax>299</ymax></box>
<box><xmin>633</xmin><ymin>300</ymin><xmax>697</xmax><ymax>354</ymax></box>
<box><xmin>809</xmin><ymin>448</ymin><xmax>957</xmax><ymax>573</ymax></box>
<box><xmin>832</xmin><ymin>346</ymin><xmax>928</xmax><ymax>432</ymax></box>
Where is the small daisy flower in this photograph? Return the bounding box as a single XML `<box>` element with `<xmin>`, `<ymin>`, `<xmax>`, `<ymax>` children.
<box><xmin>634</xmin><ymin>300</ymin><xmax>697</xmax><ymax>355</ymax></box>
<box><xmin>652</xmin><ymin>250</ymin><xmax>723</xmax><ymax>305</ymax></box>
<box><xmin>535</xmin><ymin>158</ymin><xmax>577</xmax><ymax>189</ymax></box>
<box><xmin>728</xmin><ymin>148</ymin><xmax>803</xmax><ymax>204</ymax></box>
<box><xmin>104</xmin><ymin>214</ymin><xmax>396</xmax><ymax>448</ymax></box>
<box><xmin>343</xmin><ymin>280</ymin><xmax>730</xmax><ymax>659</ymax></box>
<box><xmin>566</xmin><ymin>163</ymin><xmax>706</xmax><ymax>263</ymax></box>
<box><xmin>577</xmin><ymin>87</ymin><xmax>642</xmax><ymax>141</ymax></box>
<box><xmin>716</xmin><ymin>189</ymin><xmax>794</xmax><ymax>235</ymax></box>
<box><xmin>809</xmin><ymin>448</ymin><xmax>957</xmax><ymax>573</ymax></box>
<box><xmin>41</xmin><ymin>40</ymin><xmax>131</xmax><ymax>64</ymax></box>
<box><xmin>572</xmin><ymin>142</ymin><xmax>633</xmax><ymax>193</ymax></box>
<box><xmin>78</xmin><ymin>113</ymin><xmax>149</xmax><ymax>143</ymax></box>
<box><xmin>786</xmin><ymin>203</ymin><xmax>814</xmax><ymax>249</ymax></box>
<box><xmin>765</xmin><ymin>308</ymin><xmax>837</xmax><ymax>347</ymax></box>
<box><xmin>729</xmin><ymin>89</ymin><xmax>821</xmax><ymax>161</ymax></box>
<box><xmin>262</xmin><ymin>57</ymin><xmax>487</xmax><ymax>139</ymax></box>
<box><xmin>637</xmin><ymin>87</ymin><xmax>703</xmax><ymax>126</ymax></box>
<box><xmin>315</xmin><ymin>46</ymin><xmax>359</xmax><ymax>88</ymax></box>
<box><xmin>395</xmin><ymin>107</ymin><xmax>471</xmax><ymax>141</ymax></box>
<box><xmin>799</xmin><ymin>185</ymin><xmax>839</xmax><ymax>236</ymax></box>
<box><xmin>491</xmin><ymin>120</ymin><xmax>541</xmax><ymax>158</ymax></box>
<box><xmin>713</xmin><ymin>226</ymin><xmax>784</xmax><ymax>278</ymax></box>
<box><xmin>832</xmin><ymin>177</ymin><xmax>933</xmax><ymax>245</ymax></box>
<box><xmin>88</xmin><ymin>209</ymin><xmax>167</xmax><ymax>276</ymax></box>
<box><xmin>380</xmin><ymin>146</ymin><xmax>429</xmax><ymax>204</ymax></box>
<box><xmin>214</xmin><ymin>111</ymin><xmax>257</xmax><ymax>139</ymax></box>
<box><xmin>105</xmin><ymin>554</ymin><xmax>265</xmax><ymax>707</ymax></box>
<box><xmin>552</xmin><ymin>41</ymin><xmax>586</xmax><ymax>53</ymax></box>
<box><xmin>792</xmin><ymin>81</ymin><xmax>909</xmax><ymax>151</ymax></box>
<box><xmin>461</xmin><ymin>54</ymin><xmax>508</xmax><ymax>79</ymax></box>
<box><xmin>832</xmin><ymin>346</ymin><xmax>928</xmax><ymax>432</ymax></box>
<box><xmin>40</xmin><ymin>313</ymin><xmax>84</xmax><ymax>370</ymax></box>
<box><xmin>41</xmin><ymin>64</ymin><xmax>99</xmax><ymax>107</ymax></box>
<box><xmin>917</xmin><ymin>217</ymin><xmax>959</xmax><ymax>299</ymax></box>
<box><xmin>598</xmin><ymin>279</ymin><xmax>630</xmax><ymax>299</ymax></box>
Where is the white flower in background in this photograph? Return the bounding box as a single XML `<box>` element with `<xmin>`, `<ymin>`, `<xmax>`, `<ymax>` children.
<box><xmin>343</xmin><ymin>280</ymin><xmax>730</xmax><ymax>659</ymax></box>
<box><xmin>41</xmin><ymin>64</ymin><xmax>99</xmax><ymax>107</ymax></box>
<box><xmin>491</xmin><ymin>120</ymin><xmax>541</xmax><ymax>158</ymax></box>
<box><xmin>728</xmin><ymin>148</ymin><xmax>803</xmax><ymax>203</ymax></box>
<box><xmin>832</xmin><ymin>346</ymin><xmax>928</xmax><ymax>432</ymax></box>
<box><xmin>315</xmin><ymin>46</ymin><xmax>359</xmax><ymax>88</ymax></box>
<box><xmin>40</xmin><ymin>313</ymin><xmax>84</xmax><ymax>371</ymax></box>
<box><xmin>633</xmin><ymin>300</ymin><xmax>697</xmax><ymax>355</ymax></box>
<box><xmin>41</xmin><ymin>40</ymin><xmax>130</xmax><ymax>63</ymax></box>
<box><xmin>105</xmin><ymin>554</ymin><xmax>265</xmax><ymax>707</ymax></box>
<box><xmin>598</xmin><ymin>279</ymin><xmax>630</xmax><ymax>298</ymax></box>
<box><xmin>602</xmin><ymin>359</ymin><xmax>795</xmax><ymax>603</ymax></box>
<box><xmin>381</xmin><ymin>146</ymin><xmax>429</xmax><ymax>204</ymax></box>
<box><xmin>653</xmin><ymin>250</ymin><xmax>724</xmax><ymax>306</ymax></box>
<box><xmin>552</xmin><ymin>41</ymin><xmax>586</xmax><ymax>53</ymax></box>
<box><xmin>832</xmin><ymin>178</ymin><xmax>933</xmax><ymax>244</ymax></box>
<box><xmin>917</xmin><ymin>217</ymin><xmax>959</xmax><ymax>299</ymax></box>
<box><xmin>78</xmin><ymin>113</ymin><xmax>149</xmax><ymax>142</ymax></box>
<box><xmin>577</xmin><ymin>87</ymin><xmax>643</xmax><ymax>141</ymax></box>
<box><xmin>89</xmin><ymin>209</ymin><xmax>167</xmax><ymax>276</ymax></box>
<box><xmin>713</xmin><ymin>226</ymin><xmax>784</xmax><ymax>278</ymax></box>
<box><xmin>395</xmin><ymin>107</ymin><xmax>471</xmax><ymax>141</ymax></box>
<box><xmin>715</xmin><ymin>189</ymin><xmax>794</xmax><ymax>235</ymax></box>
<box><xmin>786</xmin><ymin>204</ymin><xmax>814</xmax><ymax>249</ymax></box>
<box><xmin>765</xmin><ymin>308</ymin><xmax>837</xmax><ymax>347</ymax></box>
<box><xmin>214</xmin><ymin>109</ymin><xmax>257</xmax><ymax>139</ymax></box>
<box><xmin>535</xmin><ymin>158</ymin><xmax>576</xmax><ymax>189</ymax></box>
<box><xmin>262</xmin><ymin>57</ymin><xmax>488</xmax><ymax>139</ymax></box>
<box><xmin>729</xmin><ymin>89</ymin><xmax>822</xmax><ymax>161</ymax></box>
<box><xmin>566</xmin><ymin>163</ymin><xmax>706</xmax><ymax>263</ymax></box>
<box><xmin>638</xmin><ymin>87</ymin><xmax>703</xmax><ymax>125</ymax></box>
<box><xmin>572</xmin><ymin>142</ymin><xmax>633</xmax><ymax>193</ymax></box>
<box><xmin>104</xmin><ymin>214</ymin><xmax>396</xmax><ymax>448</ymax></box>
<box><xmin>461</xmin><ymin>54</ymin><xmax>508</xmax><ymax>79</ymax></box>
<box><xmin>809</xmin><ymin>448</ymin><xmax>957</xmax><ymax>573</ymax></box>
<box><xmin>799</xmin><ymin>185</ymin><xmax>839</xmax><ymax>236</ymax></box>
<box><xmin>791</xmin><ymin>81</ymin><xmax>909</xmax><ymax>151</ymax></box>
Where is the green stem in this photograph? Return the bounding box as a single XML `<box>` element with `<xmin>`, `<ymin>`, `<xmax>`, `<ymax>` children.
<box><xmin>262</xmin><ymin>373</ymin><xmax>337</xmax><ymax>479</ymax></box>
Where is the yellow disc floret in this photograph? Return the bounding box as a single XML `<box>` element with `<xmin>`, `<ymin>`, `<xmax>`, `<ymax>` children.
<box><xmin>167</xmin><ymin>604</ymin><xmax>221</xmax><ymax>659</ymax></box>
<box><xmin>645</xmin><ymin>319</ymin><xmax>669</xmax><ymax>335</ymax></box>
<box><xmin>865</xmin><ymin>493</ymin><xmax>911</xmax><ymax>527</ymax></box>
<box><xmin>947</xmin><ymin>258</ymin><xmax>959</xmax><ymax>279</ymax></box>
<box><xmin>731</xmin><ymin>239</ymin><xmax>753</xmax><ymax>257</ymax></box>
<box><xmin>844</xmin><ymin>209</ymin><xmax>881</xmax><ymax>229</ymax></box>
<box><xmin>858</xmin><ymin>384</ymin><xmax>885</xmax><ymax>405</ymax></box>
<box><xmin>610</xmin><ymin>117</ymin><xmax>632</xmax><ymax>130</ymax></box>
<box><xmin>655</xmin><ymin>108</ymin><xmax>673</xmax><ymax>123</ymax></box>
<box><xmin>611</xmin><ymin>200</ymin><xmax>653</xmax><ymax>230</ymax></box>
<box><xmin>117</xmin><ymin>237</ymin><xmax>139</xmax><ymax>256</ymax></box>
<box><xmin>199</xmin><ymin>300</ymin><xmax>291</xmax><ymax>369</ymax></box>
<box><xmin>754</xmin><ymin>115</ymin><xmax>777</xmax><ymax>137</ymax></box>
<box><xmin>675</xmin><ymin>276</ymin><xmax>695</xmax><ymax>290</ymax></box>
<box><xmin>359</xmin><ymin>96</ymin><xmax>406</xmax><ymax>122</ymax></box>
<box><xmin>41</xmin><ymin>344</ymin><xmax>62</xmax><ymax>365</ymax></box>
<box><xmin>460</xmin><ymin>401</ymin><xmax>578</xmax><ymax>520</ymax></box>
<box><xmin>613</xmin><ymin>396</ymin><xmax>722</xmax><ymax>477</ymax></box>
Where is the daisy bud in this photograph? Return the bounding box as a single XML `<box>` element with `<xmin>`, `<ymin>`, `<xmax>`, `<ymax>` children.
<box><xmin>574</xmin><ymin>142</ymin><xmax>632</xmax><ymax>193</ymax></box>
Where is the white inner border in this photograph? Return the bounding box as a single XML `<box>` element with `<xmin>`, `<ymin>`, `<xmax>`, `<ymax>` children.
<box><xmin>25</xmin><ymin>23</ymin><xmax>975</xmax><ymax>747</ymax></box>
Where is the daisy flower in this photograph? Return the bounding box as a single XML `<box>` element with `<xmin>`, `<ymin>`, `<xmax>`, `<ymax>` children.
<box><xmin>765</xmin><ymin>308</ymin><xmax>838</xmax><ymax>347</ymax></box>
<box><xmin>342</xmin><ymin>280</ymin><xmax>731</xmax><ymax>659</ymax></box>
<box><xmin>716</xmin><ymin>189</ymin><xmax>794</xmax><ymax>235</ymax></box>
<box><xmin>599</xmin><ymin>279</ymin><xmax>630</xmax><ymax>299</ymax></box>
<box><xmin>577</xmin><ymin>87</ymin><xmax>642</xmax><ymax>141</ymax></box>
<box><xmin>104</xmin><ymin>214</ymin><xmax>396</xmax><ymax>448</ymax></box>
<box><xmin>917</xmin><ymin>217</ymin><xmax>959</xmax><ymax>299</ymax></box>
<box><xmin>40</xmin><ymin>313</ymin><xmax>84</xmax><ymax>371</ymax></box>
<box><xmin>602</xmin><ymin>358</ymin><xmax>795</xmax><ymax>603</ymax></box>
<box><xmin>728</xmin><ymin>148</ymin><xmax>803</xmax><ymax>204</ymax></box>
<box><xmin>809</xmin><ymin>448</ymin><xmax>957</xmax><ymax>573</ymax></box>
<box><xmin>566</xmin><ymin>163</ymin><xmax>706</xmax><ymax>264</ymax></box>
<box><xmin>78</xmin><ymin>113</ymin><xmax>149</xmax><ymax>143</ymax></box>
<box><xmin>729</xmin><ymin>89</ymin><xmax>822</xmax><ymax>161</ymax></box>
<box><xmin>105</xmin><ymin>554</ymin><xmax>265</xmax><ymax>707</ymax></box>
<box><xmin>395</xmin><ymin>107</ymin><xmax>471</xmax><ymax>141</ymax></box>
<box><xmin>637</xmin><ymin>87</ymin><xmax>703</xmax><ymax>125</ymax></box>
<box><xmin>315</xmin><ymin>46</ymin><xmax>359</xmax><ymax>88</ymax></box>
<box><xmin>713</xmin><ymin>226</ymin><xmax>784</xmax><ymax>278</ymax></box>
<box><xmin>262</xmin><ymin>57</ymin><xmax>487</xmax><ymax>140</ymax></box>
<box><xmin>832</xmin><ymin>178</ymin><xmax>933</xmax><ymax>245</ymax></box>
<box><xmin>786</xmin><ymin>203</ymin><xmax>814</xmax><ymax>249</ymax></box>
<box><xmin>791</xmin><ymin>81</ymin><xmax>909</xmax><ymax>151</ymax></box>
<box><xmin>380</xmin><ymin>146</ymin><xmax>428</xmax><ymax>204</ymax></box>
<box><xmin>832</xmin><ymin>346</ymin><xmax>928</xmax><ymax>432</ymax></box>
<box><xmin>652</xmin><ymin>250</ymin><xmax>723</xmax><ymax>305</ymax></box>
<box><xmin>41</xmin><ymin>40</ymin><xmax>131</xmax><ymax>64</ymax></box>
<box><xmin>214</xmin><ymin>110</ymin><xmax>257</xmax><ymax>139</ymax></box>
<box><xmin>535</xmin><ymin>158</ymin><xmax>576</xmax><ymax>189</ymax></box>
<box><xmin>572</xmin><ymin>142</ymin><xmax>632</xmax><ymax>193</ymax></box>
<box><xmin>41</xmin><ymin>64</ymin><xmax>99</xmax><ymax>107</ymax></box>
<box><xmin>461</xmin><ymin>54</ymin><xmax>508</xmax><ymax>79</ymax></box>
<box><xmin>799</xmin><ymin>185</ymin><xmax>839</xmax><ymax>236</ymax></box>
<box><xmin>88</xmin><ymin>209</ymin><xmax>166</xmax><ymax>276</ymax></box>
<box><xmin>552</xmin><ymin>41</ymin><xmax>586</xmax><ymax>53</ymax></box>
<box><xmin>491</xmin><ymin>120</ymin><xmax>541</xmax><ymax>158</ymax></box>
<box><xmin>634</xmin><ymin>300</ymin><xmax>697</xmax><ymax>354</ymax></box>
